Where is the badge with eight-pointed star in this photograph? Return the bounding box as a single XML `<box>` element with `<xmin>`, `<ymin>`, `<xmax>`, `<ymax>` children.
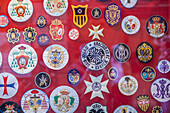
<box><xmin>88</xmin><ymin>25</ymin><xmax>104</xmax><ymax>40</ymax></box>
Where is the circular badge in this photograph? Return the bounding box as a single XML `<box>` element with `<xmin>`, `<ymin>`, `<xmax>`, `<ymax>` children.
<box><xmin>136</xmin><ymin>42</ymin><xmax>153</xmax><ymax>63</ymax></box>
<box><xmin>21</xmin><ymin>89</ymin><xmax>50</xmax><ymax>113</ymax></box>
<box><xmin>158</xmin><ymin>60</ymin><xmax>170</xmax><ymax>74</ymax></box>
<box><xmin>104</xmin><ymin>3</ymin><xmax>121</xmax><ymax>26</ymax></box>
<box><xmin>0</xmin><ymin>52</ymin><xmax>2</xmax><ymax>67</ymax></box>
<box><xmin>35</xmin><ymin>72</ymin><xmax>51</xmax><ymax>89</ymax></box>
<box><xmin>8</xmin><ymin>0</ymin><xmax>33</xmax><ymax>22</ymax></box>
<box><xmin>8</xmin><ymin>44</ymin><xmax>38</xmax><ymax>74</ymax></box>
<box><xmin>114</xmin><ymin>43</ymin><xmax>131</xmax><ymax>63</ymax></box>
<box><xmin>120</xmin><ymin>0</ymin><xmax>138</xmax><ymax>8</ymax></box>
<box><xmin>67</xmin><ymin>69</ymin><xmax>81</xmax><ymax>86</ymax></box>
<box><xmin>118</xmin><ymin>75</ymin><xmax>138</xmax><ymax>96</ymax></box>
<box><xmin>43</xmin><ymin>44</ymin><xmax>69</xmax><ymax>70</ymax></box>
<box><xmin>121</xmin><ymin>15</ymin><xmax>140</xmax><ymax>34</ymax></box>
<box><xmin>69</xmin><ymin>29</ymin><xmax>79</xmax><ymax>40</ymax></box>
<box><xmin>86</xmin><ymin>103</ymin><xmax>108</xmax><ymax>113</ymax></box>
<box><xmin>113</xmin><ymin>105</ymin><xmax>138</xmax><ymax>113</ymax></box>
<box><xmin>152</xmin><ymin>106</ymin><xmax>163</xmax><ymax>113</ymax></box>
<box><xmin>0</xmin><ymin>72</ymin><xmax>19</xmax><ymax>99</ymax></box>
<box><xmin>37</xmin><ymin>16</ymin><xmax>47</xmax><ymax>28</ymax></box>
<box><xmin>50</xmin><ymin>86</ymin><xmax>79</xmax><ymax>113</ymax></box>
<box><xmin>81</xmin><ymin>41</ymin><xmax>110</xmax><ymax>71</ymax></box>
<box><xmin>43</xmin><ymin>0</ymin><xmax>68</xmax><ymax>16</ymax></box>
<box><xmin>151</xmin><ymin>78</ymin><xmax>170</xmax><ymax>102</ymax></box>
<box><xmin>146</xmin><ymin>15</ymin><xmax>168</xmax><ymax>38</ymax></box>
<box><xmin>141</xmin><ymin>66</ymin><xmax>156</xmax><ymax>82</ymax></box>
<box><xmin>91</xmin><ymin>8</ymin><xmax>102</xmax><ymax>19</ymax></box>
<box><xmin>0</xmin><ymin>15</ymin><xmax>9</xmax><ymax>27</ymax></box>
<box><xmin>108</xmin><ymin>67</ymin><xmax>118</xmax><ymax>80</ymax></box>
<box><xmin>37</xmin><ymin>34</ymin><xmax>50</xmax><ymax>46</ymax></box>
<box><xmin>0</xmin><ymin>101</ymin><xmax>23</xmax><ymax>113</ymax></box>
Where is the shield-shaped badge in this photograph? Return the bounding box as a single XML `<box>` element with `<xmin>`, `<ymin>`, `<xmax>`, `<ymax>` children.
<box><xmin>137</xmin><ymin>95</ymin><xmax>150</xmax><ymax>112</ymax></box>
<box><xmin>71</xmin><ymin>5</ymin><xmax>88</xmax><ymax>28</ymax></box>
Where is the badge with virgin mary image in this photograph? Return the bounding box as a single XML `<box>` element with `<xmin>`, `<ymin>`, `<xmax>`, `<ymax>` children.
<box><xmin>6</xmin><ymin>28</ymin><xmax>20</xmax><ymax>44</ymax></box>
<box><xmin>23</xmin><ymin>27</ymin><xmax>37</xmax><ymax>43</ymax></box>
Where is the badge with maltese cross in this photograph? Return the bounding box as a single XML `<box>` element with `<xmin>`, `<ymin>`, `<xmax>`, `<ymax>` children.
<box><xmin>88</xmin><ymin>25</ymin><xmax>104</xmax><ymax>40</ymax></box>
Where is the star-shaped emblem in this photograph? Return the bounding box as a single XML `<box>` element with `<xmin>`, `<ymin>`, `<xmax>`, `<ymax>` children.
<box><xmin>88</xmin><ymin>25</ymin><xmax>104</xmax><ymax>40</ymax></box>
<box><xmin>84</xmin><ymin>74</ymin><xmax>109</xmax><ymax>100</ymax></box>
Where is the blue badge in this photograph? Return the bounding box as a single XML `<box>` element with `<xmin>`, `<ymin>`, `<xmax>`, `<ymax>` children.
<box><xmin>37</xmin><ymin>16</ymin><xmax>47</xmax><ymax>28</ymax></box>
<box><xmin>23</xmin><ymin>27</ymin><xmax>37</xmax><ymax>43</ymax></box>
<box><xmin>108</xmin><ymin>67</ymin><xmax>118</xmax><ymax>80</ymax></box>
<box><xmin>141</xmin><ymin>66</ymin><xmax>156</xmax><ymax>82</ymax></box>
<box><xmin>0</xmin><ymin>15</ymin><xmax>9</xmax><ymax>27</ymax></box>
<box><xmin>37</xmin><ymin>34</ymin><xmax>49</xmax><ymax>46</ymax></box>
<box><xmin>67</xmin><ymin>69</ymin><xmax>81</xmax><ymax>86</ymax></box>
<box><xmin>6</xmin><ymin>28</ymin><xmax>20</xmax><ymax>44</ymax></box>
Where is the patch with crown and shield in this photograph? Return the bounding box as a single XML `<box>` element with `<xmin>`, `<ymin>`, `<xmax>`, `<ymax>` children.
<box><xmin>37</xmin><ymin>34</ymin><xmax>49</xmax><ymax>46</ymax></box>
<box><xmin>43</xmin><ymin>44</ymin><xmax>69</xmax><ymax>70</ymax></box>
<box><xmin>151</xmin><ymin>78</ymin><xmax>170</xmax><ymax>102</ymax></box>
<box><xmin>152</xmin><ymin>106</ymin><xmax>163</xmax><ymax>113</ymax></box>
<box><xmin>67</xmin><ymin>69</ymin><xmax>81</xmax><ymax>86</ymax></box>
<box><xmin>104</xmin><ymin>3</ymin><xmax>121</xmax><ymax>26</ymax></box>
<box><xmin>23</xmin><ymin>27</ymin><xmax>37</xmax><ymax>43</ymax></box>
<box><xmin>68</xmin><ymin>28</ymin><xmax>79</xmax><ymax>40</ymax></box>
<box><xmin>121</xmin><ymin>15</ymin><xmax>140</xmax><ymax>34</ymax></box>
<box><xmin>146</xmin><ymin>15</ymin><xmax>168</xmax><ymax>38</ymax></box>
<box><xmin>50</xmin><ymin>86</ymin><xmax>79</xmax><ymax>113</ymax></box>
<box><xmin>108</xmin><ymin>67</ymin><xmax>118</xmax><ymax>80</ymax></box>
<box><xmin>35</xmin><ymin>72</ymin><xmax>51</xmax><ymax>89</ymax></box>
<box><xmin>118</xmin><ymin>75</ymin><xmax>138</xmax><ymax>96</ymax></box>
<box><xmin>114</xmin><ymin>43</ymin><xmax>131</xmax><ymax>63</ymax></box>
<box><xmin>0</xmin><ymin>15</ymin><xmax>9</xmax><ymax>27</ymax></box>
<box><xmin>113</xmin><ymin>105</ymin><xmax>138</xmax><ymax>113</ymax></box>
<box><xmin>49</xmin><ymin>19</ymin><xmax>64</xmax><ymax>40</ymax></box>
<box><xmin>91</xmin><ymin>8</ymin><xmax>102</xmax><ymax>19</ymax></box>
<box><xmin>120</xmin><ymin>0</ymin><xmax>138</xmax><ymax>8</ymax></box>
<box><xmin>86</xmin><ymin>103</ymin><xmax>108</xmax><ymax>113</ymax></box>
<box><xmin>158</xmin><ymin>60</ymin><xmax>170</xmax><ymax>74</ymax></box>
<box><xmin>0</xmin><ymin>52</ymin><xmax>2</xmax><ymax>67</ymax></box>
<box><xmin>137</xmin><ymin>95</ymin><xmax>150</xmax><ymax>112</ymax></box>
<box><xmin>37</xmin><ymin>16</ymin><xmax>47</xmax><ymax>28</ymax></box>
<box><xmin>21</xmin><ymin>89</ymin><xmax>49</xmax><ymax>113</ymax></box>
<box><xmin>8</xmin><ymin>0</ymin><xmax>33</xmax><ymax>22</ymax></box>
<box><xmin>6</xmin><ymin>28</ymin><xmax>20</xmax><ymax>44</ymax></box>
<box><xmin>141</xmin><ymin>66</ymin><xmax>156</xmax><ymax>82</ymax></box>
<box><xmin>71</xmin><ymin>5</ymin><xmax>88</xmax><ymax>28</ymax></box>
<box><xmin>43</xmin><ymin>0</ymin><xmax>68</xmax><ymax>16</ymax></box>
<box><xmin>81</xmin><ymin>41</ymin><xmax>110</xmax><ymax>71</ymax></box>
<box><xmin>0</xmin><ymin>101</ymin><xmax>23</xmax><ymax>113</ymax></box>
<box><xmin>136</xmin><ymin>42</ymin><xmax>153</xmax><ymax>63</ymax></box>
<box><xmin>0</xmin><ymin>72</ymin><xmax>19</xmax><ymax>99</ymax></box>
<box><xmin>8</xmin><ymin>44</ymin><xmax>38</xmax><ymax>74</ymax></box>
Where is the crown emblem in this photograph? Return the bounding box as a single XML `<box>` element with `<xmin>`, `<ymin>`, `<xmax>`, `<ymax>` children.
<box><xmin>52</xmin><ymin>19</ymin><xmax>62</xmax><ymax>25</ymax></box>
<box><xmin>108</xmin><ymin>5</ymin><xmax>118</xmax><ymax>10</ymax></box>
<box><xmin>60</xmin><ymin>89</ymin><xmax>70</xmax><ymax>95</ymax></box>
<box><xmin>5</xmin><ymin>104</ymin><xmax>15</xmax><ymax>110</ymax></box>
<box><xmin>137</xmin><ymin>95</ymin><xmax>149</xmax><ymax>101</ymax></box>
<box><xmin>152</xmin><ymin>17</ymin><xmax>160</xmax><ymax>22</ymax></box>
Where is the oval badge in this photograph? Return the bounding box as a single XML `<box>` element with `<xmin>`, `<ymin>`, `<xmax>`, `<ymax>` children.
<box><xmin>108</xmin><ymin>67</ymin><xmax>118</xmax><ymax>80</ymax></box>
<box><xmin>67</xmin><ymin>69</ymin><xmax>81</xmax><ymax>86</ymax></box>
<box><xmin>141</xmin><ymin>66</ymin><xmax>156</xmax><ymax>82</ymax></box>
<box><xmin>0</xmin><ymin>15</ymin><xmax>9</xmax><ymax>27</ymax></box>
<box><xmin>158</xmin><ymin>60</ymin><xmax>170</xmax><ymax>74</ymax></box>
<box><xmin>120</xmin><ymin>0</ymin><xmax>138</xmax><ymax>8</ymax></box>
<box><xmin>37</xmin><ymin>34</ymin><xmax>49</xmax><ymax>46</ymax></box>
<box><xmin>37</xmin><ymin>15</ymin><xmax>47</xmax><ymax>28</ymax></box>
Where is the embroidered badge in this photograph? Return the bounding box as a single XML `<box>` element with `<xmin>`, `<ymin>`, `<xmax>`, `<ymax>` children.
<box><xmin>21</xmin><ymin>89</ymin><xmax>50</xmax><ymax>113</ymax></box>
<box><xmin>49</xmin><ymin>19</ymin><xmax>64</xmax><ymax>40</ymax></box>
<box><xmin>8</xmin><ymin>44</ymin><xmax>38</xmax><ymax>74</ymax></box>
<box><xmin>37</xmin><ymin>34</ymin><xmax>49</xmax><ymax>46</ymax></box>
<box><xmin>151</xmin><ymin>78</ymin><xmax>170</xmax><ymax>102</ymax></box>
<box><xmin>118</xmin><ymin>75</ymin><xmax>138</xmax><ymax>96</ymax></box>
<box><xmin>136</xmin><ymin>42</ymin><xmax>153</xmax><ymax>63</ymax></box>
<box><xmin>0</xmin><ymin>15</ymin><xmax>9</xmax><ymax>27</ymax></box>
<box><xmin>6</xmin><ymin>28</ymin><xmax>20</xmax><ymax>44</ymax></box>
<box><xmin>50</xmin><ymin>86</ymin><xmax>79</xmax><ymax>113</ymax></box>
<box><xmin>81</xmin><ymin>41</ymin><xmax>110</xmax><ymax>71</ymax></box>
<box><xmin>43</xmin><ymin>0</ymin><xmax>68</xmax><ymax>16</ymax></box>
<box><xmin>0</xmin><ymin>72</ymin><xmax>19</xmax><ymax>99</ymax></box>
<box><xmin>23</xmin><ymin>27</ymin><xmax>37</xmax><ymax>43</ymax></box>
<box><xmin>37</xmin><ymin>16</ymin><xmax>47</xmax><ymax>28</ymax></box>
<box><xmin>104</xmin><ymin>3</ymin><xmax>121</xmax><ymax>26</ymax></box>
<box><xmin>8</xmin><ymin>0</ymin><xmax>33</xmax><ymax>22</ymax></box>
<box><xmin>43</xmin><ymin>44</ymin><xmax>69</xmax><ymax>70</ymax></box>
<box><xmin>141</xmin><ymin>66</ymin><xmax>156</xmax><ymax>82</ymax></box>
<box><xmin>0</xmin><ymin>52</ymin><xmax>2</xmax><ymax>67</ymax></box>
<box><xmin>152</xmin><ymin>106</ymin><xmax>163</xmax><ymax>113</ymax></box>
<box><xmin>113</xmin><ymin>105</ymin><xmax>138</xmax><ymax>113</ymax></box>
<box><xmin>108</xmin><ymin>67</ymin><xmax>118</xmax><ymax>80</ymax></box>
<box><xmin>137</xmin><ymin>95</ymin><xmax>150</xmax><ymax>112</ymax></box>
<box><xmin>114</xmin><ymin>43</ymin><xmax>131</xmax><ymax>63</ymax></box>
<box><xmin>67</xmin><ymin>69</ymin><xmax>81</xmax><ymax>86</ymax></box>
<box><xmin>146</xmin><ymin>15</ymin><xmax>168</xmax><ymax>38</ymax></box>
<box><xmin>91</xmin><ymin>8</ymin><xmax>102</xmax><ymax>19</ymax></box>
<box><xmin>84</xmin><ymin>74</ymin><xmax>109</xmax><ymax>100</ymax></box>
<box><xmin>71</xmin><ymin>5</ymin><xmax>88</xmax><ymax>28</ymax></box>
<box><xmin>158</xmin><ymin>60</ymin><xmax>170</xmax><ymax>74</ymax></box>
<box><xmin>120</xmin><ymin>0</ymin><xmax>138</xmax><ymax>8</ymax></box>
<box><xmin>68</xmin><ymin>28</ymin><xmax>79</xmax><ymax>40</ymax></box>
<box><xmin>88</xmin><ymin>25</ymin><xmax>104</xmax><ymax>40</ymax></box>
<box><xmin>86</xmin><ymin>103</ymin><xmax>108</xmax><ymax>113</ymax></box>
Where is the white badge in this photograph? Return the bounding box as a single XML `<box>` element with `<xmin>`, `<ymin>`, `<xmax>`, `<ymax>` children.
<box><xmin>114</xmin><ymin>105</ymin><xmax>138</xmax><ymax>113</ymax></box>
<box><xmin>0</xmin><ymin>52</ymin><xmax>2</xmax><ymax>67</ymax></box>
<box><xmin>120</xmin><ymin>0</ymin><xmax>138</xmax><ymax>8</ymax></box>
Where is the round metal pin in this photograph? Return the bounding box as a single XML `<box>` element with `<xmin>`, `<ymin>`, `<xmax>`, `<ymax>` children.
<box><xmin>37</xmin><ymin>34</ymin><xmax>49</xmax><ymax>46</ymax></box>
<box><xmin>157</xmin><ymin>60</ymin><xmax>170</xmax><ymax>74</ymax></box>
<box><xmin>91</xmin><ymin>8</ymin><xmax>102</xmax><ymax>19</ymax></box>
<box><xmin>120</xmin><ymin>0</ymin><xmax>138</xmax><ymax>8</ymax></box>
<box><xmin>141</xmin><ymin>66</ymin><xmax>156</xmax><ymax>82</ymax></box>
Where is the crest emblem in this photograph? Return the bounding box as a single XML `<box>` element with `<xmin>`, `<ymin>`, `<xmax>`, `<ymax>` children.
<box><xmin>8</xmin><ymin>44</ymin><xmax>38</xmax><ymax>74</ymax></box>
<box><xmin>69</xmin><ymin>28</ymin><xmax>79</xmax><ymax>40</ymax></box>
<box><xmin>8</xmin><ymin>0</ymin><xmax>33</xmax><ymax>22</ymax></box>
<box><xmin>114</xmin><ymin>43</ymin><xmax>131</xmax><ymax>63</ymax></box>
<box><xmin>49</xmin><ymin>19</ymin><xmax>64</xmax><ymax>40</ymax></box>
<box><xmin>67</xmin><ymin>69</ymin><xmax>81</xmax><ymax>86</ymax></box>
<box><xmin>43</xmin><ymin>44</ymin><xmax>69</xmax><ymax>70</ymax></box>
<box><xmin>86</xmin><ymin>103</ymin><xmax>108</xmax><ymax>113</ymax></box>
<box><xmin>88</xmin><ymin>25</ymin><xmax>104</xmax><ymax>40</ymax></box>
<box><xmin>43</xmin><ymin>0</ymin><xmax>68</xmax><ymax>16</ymax></box>
<box><xmin>0</xmin><ymin>52</ymin><xmax>2</xmax><ymax>67</ymax></box>
<box><xmin>152</xmin><ymin>106</ymin><xmax>163</xmax><ymax>113</ymax></box>
<box><xmin>141</xmin><ymin>66</ymin><xmax>156</xmax><ymax>82</ymax></box>
<box><xmin>104</xmin><ymin>3</ymin><xmax>121</xmax><ymax>26</ymax></box>
<box><xmin>158</xmin><ymin>60</ymin><xmax>170</xmax><ymax>74</ymax></box>
<box><xmin>84</xmin><ymin>74</ymin><xmax>109</xmax><ymax>100</ymax></box>
<box><xmin>91</xmin><ymin>8</ymin><xmax>102</xmax><ymax>19</ymax></box>
<box><xmin>137</xmin><ymin>95</ymin><xmax>150</xmax><ymax>112</ymax></box>
<box><xmin>120</xmin><ymin>0</ymin><xmax>138</xmax><ymax>8</ymax></box>
<box><xmin>0</xmin><ymin>15</ymin><xmax>9</xmax><ymax>27</ymax></box>
<box><xmin>151</xmin><ymin>78</ymin><xmax>170</xmax><ymax>102</ymax></box>
<box><xmin>0</xmin><ymin>72</ymin><xmax>19</xmax><ymax>99</ymax></box>
<box><xmin>71</xmin><ymin>5</ymin><xmax>88</xmax><ymax>28</ymax></box>
<box><xmin>108</xmin><ymin>67</ymin><xmax>118</xmax><ymax>80</ymax></box>
<box><xmin>37</xmin><ymin>16</ymin><xmax>47</xmax><ymax>28</ymax></box>
<box><xmin>50</xmin><ymin>86</ymin><xmax>79</xmax><ymax>113</ymax></box>
<box><xmin>37</xmin><ymin>34</ymin><xmax>49</xmax><ymax>46</ymax></box>
<box><xmin>23</xmin><ymin>27</ymin><xmax>37</xmax><ymax>43</ymax></box>
<box><xmin>21</xmin><ymin>89</ymin><xmax>50</xmax><ymax>113</ymax></box>
<box><xmin>146</xmin><ymin>15</ymin><xmax>168</xmax><ymax>38</ymax></box>
<box><xmin>81</xmin><ymin>41</ymin><xmax>110</xmax><ymax>71</ymax></box>
<box><xmin>113</xmin><ymin>105</ymin><xmax>138</xmax><ymax>113</ymax></box>
<box><xmin>6</xmin><ymin>28</ymin><xmax>20</xmax><ymax>44</ymax></box>
<box><xmin>136</xmin><ymin>42</ymin><xmax>153</xmax><ymax>63</ymax></box>
<box><xmin>118</xmin><ymin>75</ymin><xmax>138</xmax><ymax>96</ymax></box>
